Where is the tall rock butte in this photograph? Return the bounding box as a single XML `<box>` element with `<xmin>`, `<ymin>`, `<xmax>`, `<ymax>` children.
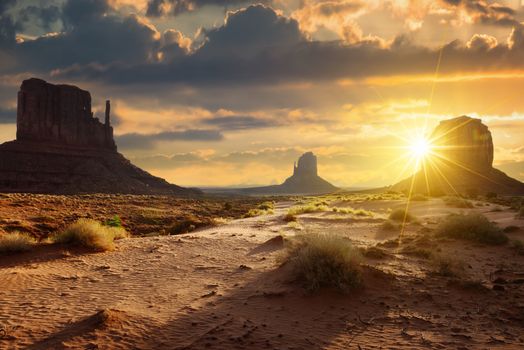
<box><xmin>243</xmin><ymin>152</ymin><xmax>338</xmax><ymax>194</ymax></box>
<box><xmin>0</xmin><ymin>78</ymin><xmax>200</xmax><ymax>195</ymax></box>
<box><xmin>392</xmin><ymin>116</ymin><xmax>524</xmax><ymax>195</ymax></box>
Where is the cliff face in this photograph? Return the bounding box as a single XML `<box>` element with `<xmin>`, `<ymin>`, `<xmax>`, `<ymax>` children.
<box><xmin>243</xmin><ymin>152</ymin><xmax>338</xmax><ymax>195</ymax></box>
<box><xmin>0</xmin><ymin>78</ymin><xmax>199</xmax><ymax>195</ymax></box>
<box><xmin>392</xmin><ymin>116</ymin><xmax>524</xmax><ymax>195</ymax></box>
<box><xmin>293</xmin><ymin>152</ymin><xmax>318</xmax><ymax>177</ymax></box>
<box><xmin>430</xmin><ymin>116</ymin><xmax>493</xmax><ymax>170</ymax></box>
<box><xmin>16</xmin><ymin>78</ymin><xmax>116</xmax><ymax>150</ymax></box>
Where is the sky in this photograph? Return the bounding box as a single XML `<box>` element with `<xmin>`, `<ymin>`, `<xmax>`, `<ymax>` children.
<box><xmin>1</xmin><ymin>0</ymin><xmax>524</xmax><ymax>188</ymax></box>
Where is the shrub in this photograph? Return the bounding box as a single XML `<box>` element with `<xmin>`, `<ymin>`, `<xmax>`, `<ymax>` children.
<box><xmin>435</xmin><ymin>213</ymin><xmax>507</xmax><ymax>245</ymax></box>
<box><xmin>389</xmin><ymin>208</ymin><xmax>414</xmax><ymax>222</ymax></box>
<box><xmin>283</xmin><ymin>213</ymin><xmax>297</xmax><ymax>222</ymax></box>
<box><xmin>287</xmin><ymin>204</ymin><xmax>328</xmax><ymax>216</ymax></box>
<box><xmin>104</xmin><ymin>215</ymin><xmax>123</xmax><ymax>228</ymax></box>
<box><xmin>443</xmin><ymin>196</ymin><xmax>474</xmax><ymax>208</ymax></box>
<box><xmin>410</xmin><ymin>194</ymin><xmax>428</xmax><ymax>201</ymax></box>
<box><xmin>283</xmin><ymin>233</ymin><xmax>362</xmax><ymax>292</ymax></box>
<box><xmin>258</xmin><ymin>201</ymin><xmax>274</xmax><ymax>211</ymax></box>
<box><xmin>243</xmin><ymin>208</ymin><xmax>274</xmax><ymax>218</ymax></box>
<box><xmin>53</xmin><ymin>219</ymin><xmax>128</xmax><ymax>251</ymax></box>
<box><xmin>431</xmin><ymin>255</ymin><xmax>465</xmax><ymax>277</ymax></box>
<box><xmin>0</xmin><ymin>232</ymin><xmax>35</xmax><ymax>254</ymax></box>
<box><xmin>380</xmin><ymin>220</ymin><xmax>399</xmax><ymax>231</ymax></box>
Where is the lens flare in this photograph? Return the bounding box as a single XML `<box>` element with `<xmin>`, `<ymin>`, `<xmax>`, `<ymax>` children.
<box><xmin>409</xmin><ymin>136</ymin><xmax>431</xmax><ymax>159</ymax></box>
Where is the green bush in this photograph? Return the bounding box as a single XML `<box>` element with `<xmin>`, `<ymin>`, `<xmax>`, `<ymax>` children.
<box><xmin>435</xmin><ymin>213</ymin><xmax>507</xmax><ymax>245</ymax></box>
<box><xmin>283</xmin><ymin>233</ymin><xmax>362</xmax><ymax>292</ymax></box>
<box><xmin>53</xmin><ymin>219</ymin><xmax>128</xmax><ymax>251</ymax></box>
<box><xmin>104</xmin><ymin>215</ymin><xmax>123</xmax><ymax>228</ymax></box>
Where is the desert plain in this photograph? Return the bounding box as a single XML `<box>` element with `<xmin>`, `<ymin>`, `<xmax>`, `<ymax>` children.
<box><xmin>0</xmin><ymin>192</ymin><xmax>523</xmax><ymax>350</ymax></box>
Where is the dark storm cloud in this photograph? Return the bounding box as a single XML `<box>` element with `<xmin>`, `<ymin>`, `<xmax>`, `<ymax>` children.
<box><xmin>0</xmin><ymin>0</ymin><xmax>187</xmax><ymax>74</ymax></box>
<box><xmin>115</xmin><ymin>129</ymin><xmax>224</xmax><ymax>150</ymax></box>
<box><xmin>48</xmin><ymin>5</ymin><xmax>524</xmax><ymax>87</ymax></box>
<box><xmin>441</xmin><ymin>0</ymin><xmax>519</xmax><ymax>26</ymax></box>
<box><xmin>0</xmin><ymin>107</ymin><xmax>15</xmax><ymax>123</ymax></box>
<box><xmin>5</xmin><ymin>3</ymin><xmax>524</xmax><ymax>88</ymax></box>
<box><xmin>202</xmin><ymin>115</ymin><xmax>277</xmax><ymax>130</ymax></box>
<box><xmin>146</xmin><ymin>0</ymin><xmax>263</xmax><ymax>17</ymax></box>
<box><xmin>17</xmin><ymin>5</ymin><xmax>61</xmax><ymax>31</ymax></box>
<box><xmin>0</xmin><ymin>0</ymin><xmax>18</xmax><ymax>45</ymax></box>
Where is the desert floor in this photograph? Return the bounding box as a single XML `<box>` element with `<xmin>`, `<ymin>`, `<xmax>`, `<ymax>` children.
<box><xmin>1</xmin><ymin>195</ymin><xmax>523</xmax><ymax>349</ymax></box>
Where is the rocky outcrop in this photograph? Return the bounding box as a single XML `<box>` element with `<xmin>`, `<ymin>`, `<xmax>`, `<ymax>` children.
<box><xmin>17</xmin><ymin>78</ymin><xmax>116</xmax><ymax>150</ymax></box>
<box><xmin>242</xmin><ymin>152</ymin><xmax>338</xmax><ymax>195</ymax></box>
<box><xmin>392</xmin><ymin>116</ymin><xmax>524</xmax><ymax>196</ymax></box>
<box><xmin>0</xmin><ymin>78</ymin><xmax>200</xmax><ymax>195</ymax></box>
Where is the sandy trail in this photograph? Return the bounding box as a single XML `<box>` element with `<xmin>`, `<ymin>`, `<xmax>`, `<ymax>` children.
<box><xmin>1</xmin><ymin>199</ymin><xmax>523</xmax><ymax>349</ymax></box>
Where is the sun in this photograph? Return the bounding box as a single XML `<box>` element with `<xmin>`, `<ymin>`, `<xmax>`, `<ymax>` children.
<box><xmin>409</xmin><ymin>136</ymin><xmax>432</xmax><ymax>159</ymax></box>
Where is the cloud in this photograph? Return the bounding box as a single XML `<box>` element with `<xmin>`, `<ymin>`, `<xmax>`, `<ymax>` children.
<box><xmin>17</xmin><ymin>5</ymin><xmax>61</xmax><ymax>32</ymax></box>
<box><xmin>0</xmin><ymin>0</ymin><xmax>18</xmax><ymax>45</ymax></box>
<box><xmin>145</xmin><ymin>0</ymin><xmax>263</xmax><ymax>16</ymax></box>
<box><xmin>0</xmin><ymin>107</ymin><xmax>15</xmax><ymax>123</ymax></box>
<box><xmin>198</xmin><ymin>5</ymin><xmax>305</xmax><ymax>58</ymax></box>
<box><xmin>115</xmin><ymin>129</ymin><xmax>224</xmax><ymax>150</ymax></box>
<box><xmin>202</xmin><ymin>115</ymin><xmax>278</xmax><ymax>130</ymax></box>
<box><xmin>440</xmin><ymin>0</ymin><xmax>519</xmax><ymax>26</ymax></box>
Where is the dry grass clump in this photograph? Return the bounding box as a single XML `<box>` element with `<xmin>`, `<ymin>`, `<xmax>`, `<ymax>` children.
<box><xmin>283</xmin><ymin>213</ymin><xmax>297</xmax><ymax>222</ymax></box>
<box><xmin>431</xmin><ymin>255</ymin><xmax>465</xmax><ymax>277</ymax></box>
<box><xmin>388</xmin><ymin>208</ymin><xmax>415</xmax><ymax>222</ymax></box>
<box><xmin>287</xmin><ymin>203</ymin><xmax>329</xmax><ymax>216</ymax></box>
<box><xmin>410</xmin><ymin>194</ymin><xmax>428</xmax><ymax>201</ymax></box>
<box><xmin>380</xmin><ymin>220</ymin><xmax>400</xmax><ymax>231</ymax></box>
<box><xmin>435</xmin><ymin>213</ymin><xmax>507</xmax><ymax>245</ymax></box>
<box><xmin>0</xmin><ymin>232</ymin><xmax>35</xmax><ymax>254</ymax></box>
<box><xmin>53</xmin><ymin>219</ymin><xmax>128</xmax><ymax>251</ymax></box>
<box><xmin>443</xmin><ymin>196</ymin><xmax>474</xmax><ymax>208</ymax></box>
<box><xmin>332</xmin><ymin>207</ymin><xmax>375</xmax><ymax>217</ymax></box>
<box><xmin>282</xmin><ymin>233</ymin><xmax>362</xmax><ymax>292</ymax></box>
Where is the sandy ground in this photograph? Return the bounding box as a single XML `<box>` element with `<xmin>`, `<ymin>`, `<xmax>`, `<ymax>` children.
<box><xmin>1</xmin><ymin>198</ymin><xmax>523</xmax><ymax>349</ymax></box>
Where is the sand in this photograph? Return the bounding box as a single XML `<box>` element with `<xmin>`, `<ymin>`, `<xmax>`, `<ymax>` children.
<box><xmin>0</xmin><ymin>198</ymin><xmax>523</xmax><ymax>349</ymax></box>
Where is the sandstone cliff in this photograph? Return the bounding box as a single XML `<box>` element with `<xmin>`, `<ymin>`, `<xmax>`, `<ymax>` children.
<box><xmin>0</xmin><ymin>78</ymin><xmax>200</xmax><ymax>195</ymax></box>
<box><xmin>392</xmin><ymin>116</ymin><xmax>524</xmax><ymax>196</ymax></box>
<box><xmin>242</xmin><ymin>152</ymin><xmax>338</xmax><ymax>194</ymax></box>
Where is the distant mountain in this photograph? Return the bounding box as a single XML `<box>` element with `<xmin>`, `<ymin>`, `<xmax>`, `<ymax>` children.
<box><xmin>240</xmin><ymin>152</ymin><xmax>338</xmax><ymax>195</ymax></box>
<box><xmin>0</xmin><ymin>78</ymin><xmax>200</xmax><ymax>195</ymax></box>
<box><xmin>391</xmin><ymin>116</ymin><xmax>524</xmax><ymax>196</ymax></box>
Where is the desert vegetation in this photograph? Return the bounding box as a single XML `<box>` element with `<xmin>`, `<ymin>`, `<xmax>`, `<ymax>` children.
<box><xmin>435</xmin><ymin>213</ymin><xmax>508</xmax><ymax>245</ymax></box>
<box><xmin>282</xmin><ymin>232</ymin><xmax>362</xmax><ymax>292</ymax></box>
<box><xmin>443</xmin><ymin>196</ymin><xmax>474</xmax><ymax>208</ymax></box>
<box><xmin>53</xmin><ymin>219</ymin><xmax>128</xmax><ymax>251</ymax></box>
<box><xmin>388</xmin><ymin>208</ymin><xmax>415</xmax><ymax>222</ymax></box>
<box><xmin>0</xmin><ymin>232</ymin><xmax>35</xmax><ymax>254</ymax></box>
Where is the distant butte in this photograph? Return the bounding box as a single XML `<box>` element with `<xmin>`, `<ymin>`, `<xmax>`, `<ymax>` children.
<box><xmin>0</xmin><ymin>78</ymin><xmax>200</xmax><ymax>195</ymax></box>
<box><xmin>243</xmin><ymin>152</ymin><xmax>338</xmax><ymax>194</ymax></box>
<box><xmin>392</xmin><ymin>116</ymin><xmax>524</xmax><ymax>196</ymax></box>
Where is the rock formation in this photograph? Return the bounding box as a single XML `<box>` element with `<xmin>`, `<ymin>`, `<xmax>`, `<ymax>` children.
<box><xmin>242</xmin><ymin>152</ymin><xmax>338</xmax><ymax>194</ymax></box>
<box><xmin>0</xmin><ymin>78</ymin><xmax>200</xmax><ymax>195</ymax></box>
<box><xmin>392</xmin><ymin>116</ymin><xmax>524</xmax><ymax>196</ymax></box>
